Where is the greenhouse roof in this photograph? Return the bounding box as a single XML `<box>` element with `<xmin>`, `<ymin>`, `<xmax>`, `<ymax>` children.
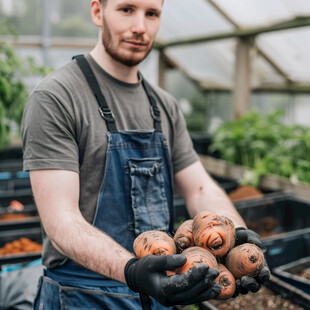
<box><xmin>155</xmin><ymin>0</ymin><xmax>310</xmax><ymax>91</ymax></box>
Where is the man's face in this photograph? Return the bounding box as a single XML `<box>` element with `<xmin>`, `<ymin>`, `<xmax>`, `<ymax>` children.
<box><xmin>101</xmin><ymin>0</ymin><xmax>162</xmax><ymax>67</ymax></box>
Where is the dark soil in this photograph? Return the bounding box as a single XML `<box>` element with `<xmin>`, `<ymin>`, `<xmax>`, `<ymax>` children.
<box><xmin>296</xmin><ymin>268</ymin><xmax>310</xmax><ymax>280</ymax></box>
<box><xmin>208</xmin><ymin>286</ymin><xmax>306</xmax><ymax>310</ymax></box>
<box><xmin>228</xmin><ymin>185</ymin><xmax>264</xmax><ymax>202</ymax></box>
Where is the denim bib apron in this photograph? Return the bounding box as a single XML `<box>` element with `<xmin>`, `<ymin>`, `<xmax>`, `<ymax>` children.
<box><xmin>33</xmin><ymin>55</ymin><xmax>174</xmax><ymax>310</ymax></box>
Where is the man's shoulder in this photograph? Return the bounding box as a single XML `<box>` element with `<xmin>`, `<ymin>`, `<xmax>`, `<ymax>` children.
<box><xmin>145</xmin><ymin>81</ymin><xmax>177</xmax><ymax>106</ymax></box>
<box><xmin>33</xmin><ymin>58</ymin><xmax>84</xmax><ymax>94</ymax></box>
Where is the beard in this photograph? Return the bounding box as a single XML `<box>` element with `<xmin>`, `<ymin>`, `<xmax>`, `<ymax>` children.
<box><xmin>101</xmin><ymin>16</ymin><xmax>153</xmax><ymax>67</ymax></box>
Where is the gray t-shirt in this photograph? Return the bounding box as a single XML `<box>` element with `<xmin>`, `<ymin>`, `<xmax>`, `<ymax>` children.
<box><xmin>21</xmin><ymin>54</ymin><xmax>198</xmax><ymax>268</ymax></box>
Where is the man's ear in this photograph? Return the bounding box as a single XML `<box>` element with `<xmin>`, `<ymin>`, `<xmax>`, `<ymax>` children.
<box><xmin>90</xmin><ymin>0</ymin><xmax>103</xmax><ymax>27</ymax></box>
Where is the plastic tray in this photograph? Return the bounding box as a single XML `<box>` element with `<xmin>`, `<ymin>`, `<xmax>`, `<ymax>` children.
<box><xmin>235</xmin><ymin>194</ymin><xmax>310</xmax><ymax>238</ymax></box>
<box><xmin>199</xmin><ymin>275</ymin><xmax>310</xmax><ymax>310</ymax></box>
<box><xmin>273</xmin><ymin>256</ymin><xmax>310</xmax><ymax>294</ymax></box>
<box><xmin>0</xmin><ymin>188</ymin><xmax>34</xmax><ymax>208</ymax></box>
<box><xmin>0</xmin><ymin>227</ymin><xmax>42</xmax><ymax>266</ymax></box>
<box><xmin>0</xmin><ymin>171</ymin><xmax>30</xmax><ymax>191</ymax></box>
<box><xmin>0</xmin><ymin>215</ymin><xmax>41</xmax><ymax>231</ymax></box>
<box><xmin>0</xmin><ymin>159</ymin><xmax>23</xmax><ymax>172</ymax></box>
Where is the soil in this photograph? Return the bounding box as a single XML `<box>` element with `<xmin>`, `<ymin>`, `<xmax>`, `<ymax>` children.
<box><xmin>208</xmin><ymin>286</ymin><xmax>306</xmax><ymax>310</ymax></box>
<box><xmin>300</xmin><ymin>268</ymin><xmax>310</xmax><ymax>280</ymax></box>
<box><xmin>228</xmin><ymin>186</ymin><xmax>264</xmax><ymax>202</ymax></box>
<box><xmin>0</xmin><ymin>213</ymin><xmax>31</xmax><ymax>220</ymax></box>
<box><xmin>246</xmin><ymin>217</ymin><xmax>279</xmax><ymax>238</ymax></box>
<box><xmin>294</xmin><ymin>268</ymin><xmax>310</xmax><ymax>280</ymax></box>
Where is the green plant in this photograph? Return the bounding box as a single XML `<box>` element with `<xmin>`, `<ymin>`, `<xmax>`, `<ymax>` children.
<box><xmin>184</xmin><ymin>93</ymin><xmax>207</xmax><ymax>133</ymax></box>
<box><xmin>209</xmin><ymin>110</ymin><xmax>310</xmax><ymax>185</ymax></box>
<box><xmin>0</xmin><ymin>19</ymin><xmax>52</xmax><ymax>148</ymax></box>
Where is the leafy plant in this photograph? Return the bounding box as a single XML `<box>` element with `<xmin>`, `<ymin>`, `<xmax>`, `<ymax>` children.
<box><xmin>0</xmin><ymin>18</ymin><xmax>52</xmax><ymax>148</ymax></box>
<box><xmin>209</xmin><ymin>110</ymin><xmax>310</xmax><ymax>185</ymax></box>
<box><xmin>184</xmin><ymin>93</ymin><xmax>207</xmax><ymax>133</ymax></box>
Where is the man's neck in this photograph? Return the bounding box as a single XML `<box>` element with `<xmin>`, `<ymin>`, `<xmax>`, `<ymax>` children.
<box><xmin>90</xmin><ymin>43</ymin><xmax>139</xmax><ymax>84</ymax></box>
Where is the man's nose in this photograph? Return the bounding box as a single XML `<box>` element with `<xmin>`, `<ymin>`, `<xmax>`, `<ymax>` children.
<box><xmin>131</xmin><ymin>14</ymin><xmax>146</xmax><ymax>34</ymax></box>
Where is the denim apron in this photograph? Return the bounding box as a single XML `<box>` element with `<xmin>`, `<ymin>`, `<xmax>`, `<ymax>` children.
<box><xmin>33</xmin><ymin>55</ymin><xmax>174</xmax><ymax>310</ymax></box>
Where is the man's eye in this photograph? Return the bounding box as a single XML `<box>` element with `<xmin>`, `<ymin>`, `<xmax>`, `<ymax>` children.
<box><xmin>121</xmin><ymin>8</ymin><xmax>132</xmax><ymax>13</ymax></box>
<box><xmin>147</xmin><ymin>12</ymin><xmax>158</xmax><ymax>17</ymax></box>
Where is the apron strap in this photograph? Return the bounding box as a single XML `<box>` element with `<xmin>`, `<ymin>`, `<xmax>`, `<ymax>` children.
<box><xmin>73</xmin><ymin>54</ymin><xmax>118</xmax><ymax>133</ymax></box>
<box><xmin>141</xmin><ymin>76</ymin><xmax>163</xmax><ymax>132</ymax></box>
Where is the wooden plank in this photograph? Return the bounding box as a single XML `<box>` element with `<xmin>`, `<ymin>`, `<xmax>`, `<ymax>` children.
<box><xmin>158</xmin><ymin>17</ymin><xmax>310</xmax><ymax>49</ymax></box>
<box><xmin>200</xmin><ymin>155</ymin><xmax>310</xmax><ymax>202</ymax></box>
<box><xmin>233</xmin><ymin>38</ymin><xmax>251</xmax><ymax>120</ymax></box>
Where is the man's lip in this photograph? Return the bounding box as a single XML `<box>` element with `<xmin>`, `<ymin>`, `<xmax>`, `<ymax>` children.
<box><xmin>124</xmin><ymin>40</ymin><xmax>147</xmax><ymax>46</ymax></box>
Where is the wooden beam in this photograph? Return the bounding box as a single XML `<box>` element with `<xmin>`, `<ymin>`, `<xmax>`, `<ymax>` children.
<box><xmin>206</xmin><ymin>0</ymin><xmax>293</xmax><ymax>83</ymax></box>
<box><xmin>158</xmin><ymin>51</ymin><xmax>167</xmax><ymax>89</ymax></box>
<box><xmin>233</xmin><ymin>38</ymin><xmax>251</xmax><ymax>120</ymax></box>
<box><xmin>157</xmin><ymin>17</ymin><xmax>310</xmax><ymax>49</ymax></box>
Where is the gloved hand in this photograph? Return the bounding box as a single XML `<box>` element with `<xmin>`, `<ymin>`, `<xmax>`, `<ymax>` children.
<box><xmin>235</xmin><ymin>227</ymin><xmax>262</xmax><ymax>248</ymax></box>
<box><xmin>233</xmin><ymin>227</ymin><xmax>271</xmax><ymax>297</ymax></box>
<box><xmin>124</xmin><ymin>254</ymin><xmax>222</xmax><ymax>307</ymax></box>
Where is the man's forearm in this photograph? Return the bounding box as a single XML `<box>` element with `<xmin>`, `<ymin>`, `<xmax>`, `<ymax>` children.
<box><xmin>185</xmin><ymin>182</ymin><xmax>247</xmax><ymax>228</ymax></box>
<box><xmin>47</xmin><ymin>211</ymin><xmax>134</xmax><ymax>283</ymax></box>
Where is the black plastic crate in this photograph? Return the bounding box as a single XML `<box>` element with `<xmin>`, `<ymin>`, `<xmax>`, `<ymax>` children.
<box><xmin>0</xmin><ymin>188</ymin><xmax>34</xmax><ymax>208</ymax></box>
<box><xmin>0</xmin><ymin>227</ymin><xmax>42</xmax><ymax>266</ymax></box>
<box><xmin>273</xmin><ymin>256</ymin><xmax>310</xmax><ymax>295</ymax></box>
<box><xmin>0</xmin><ymin>146</ymin><xmax>23</xmax><ymax>161</ymax></box>
<box><xmin>199</xmin><ymin>275</ymin><xmax>310</xmax><ymax>310</ymax></box>
<box><xmin>262</xmin><ymin>227</ymin><xmax>310</xmax><ymax>270</ymax></box>
<box><xmin>0</xmin><ymin>203</ymin><xmax>40</xmax><ymax>231</ymax></box>
<box><xmin>235</xmin><ymin>194</ymin><xmax>310</xmax><ymax>238</ymax></box>
<box><xmin>0</xmin><ymin>170</ymin><xmax>30</xmax><ymax>191</ymax></box>
<box><xmin>0</xmin><ymin>159</ymin><xmax>23</xmax><ymax>172</ymax></box>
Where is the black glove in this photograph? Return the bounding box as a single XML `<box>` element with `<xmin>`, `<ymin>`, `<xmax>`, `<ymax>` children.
<box><xmin>235</xmin><ymin>227</ymin><xmax>262</xmax><ymax>248</ymax></box>
<box><xmin>124</xmin><ymin>254</ymin><xmax>222</xmax><ymax>307</ymax></box>
<box><xmin>233</xmin><ymin>261</ymin><xmax>271</xmax><ymax>297</ymax></box>
<box><xmin>233</xmin><ymin>227</ymin><xmax>271</xmax><ymax>297</ymax></box>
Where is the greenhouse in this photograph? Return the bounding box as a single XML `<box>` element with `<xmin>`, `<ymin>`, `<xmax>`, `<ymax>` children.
<box><xmin>1</xmin><ymin>0</ymin><xmax>310</xmax><ymax>309</ymax></box>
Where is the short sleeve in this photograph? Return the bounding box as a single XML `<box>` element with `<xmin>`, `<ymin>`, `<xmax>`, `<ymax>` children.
<box><xmin>21</xmin><ymin>90</ymin><xmax>79</xmax><ymax>172</ymax></box>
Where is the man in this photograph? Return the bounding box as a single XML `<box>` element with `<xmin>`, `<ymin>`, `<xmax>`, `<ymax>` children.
<box><xmin>21</xmin><ymin>0</ymin><xmax>270</xmax><ymax>309</ymax></box>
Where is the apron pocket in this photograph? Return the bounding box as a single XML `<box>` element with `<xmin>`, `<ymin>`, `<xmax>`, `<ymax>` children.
<box><xmin>59</xmin><ymin>284</ymin><xmax>140</xmax><ymax>310</ymax></box>
<box><xmin>127</xmin><ymin>157</ymin><xmax>170</xmax><ymax>235</ymax></box>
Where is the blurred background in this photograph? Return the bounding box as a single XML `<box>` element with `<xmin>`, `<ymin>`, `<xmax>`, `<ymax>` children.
<box><xmin>1</xmin><ymin>1</ymin><xmax>310</xmax><ymax>309</ymax></box>
<box><xmin>1</xmin><ymin>0</ymin><xmax>310</xmax><ymax>142</ymax></box>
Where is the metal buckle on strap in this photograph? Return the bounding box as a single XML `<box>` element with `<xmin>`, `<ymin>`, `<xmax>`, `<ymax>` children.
<box><xmin>150</xmin><ymin>106</ymin><xmax>161</xmax><ymax>122</ymax></box>
<box><xmin>99</xmin><ymin>107</ymin><xmax>114</xmax><ymax>121</ymax></box>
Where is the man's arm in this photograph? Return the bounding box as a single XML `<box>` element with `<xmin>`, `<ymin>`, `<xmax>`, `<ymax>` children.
<box><xmin>30</xmin><ymin>170</ymin><xmax>134</xmax><ymax>283</ymax></box>
<box><xmin>174</xmin><ymin>160</ymin><xmax>246</xmax><ymax>228</ymax></box>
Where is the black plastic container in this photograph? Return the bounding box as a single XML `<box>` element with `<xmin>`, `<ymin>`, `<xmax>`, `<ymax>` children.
<box><xmin>273</xmin><ymin>256</ymin><xmax>310</xmax><ymax>295</ymax></box>
<box><xmin>0</xmin><ymin>146</ymin><xmax>23</xmax><ymax>161</ymax></box>
<box><xmin>0</xmin><ymin>203</ymin><xmax>40</xmax><ymax>231</ymax></box>
<box><xmin>0</xmin><ymin>227</ymin><xmax>42</xmax><ymax>266</ymax></box>
<box><xmin>0</xmin><ymin>170</ymin><xmax>30</xmax><ymax>191</ymax></box>
<box><xmin>0</xmin><ymin>188</ymin><xmax>34</xmax><ymax>208</ymax></box>
<box><xmin>199</xmin><ymin>275</ymin><xmax>310</xmax><ymax>310</ymax></box>
<box><xmin>260</xmin><ymin>228</ymin><xmax>310</xmax><ymax>309</ymax></box>
<box><xmin>262</xmin><ymin>227</ymin><xmax>310</xmax><ymax>269</ymax></box>
<box><xmin>235</xmin><ymin>194</ymin><xmax>310</xmax><ymax>238</ymax></box>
